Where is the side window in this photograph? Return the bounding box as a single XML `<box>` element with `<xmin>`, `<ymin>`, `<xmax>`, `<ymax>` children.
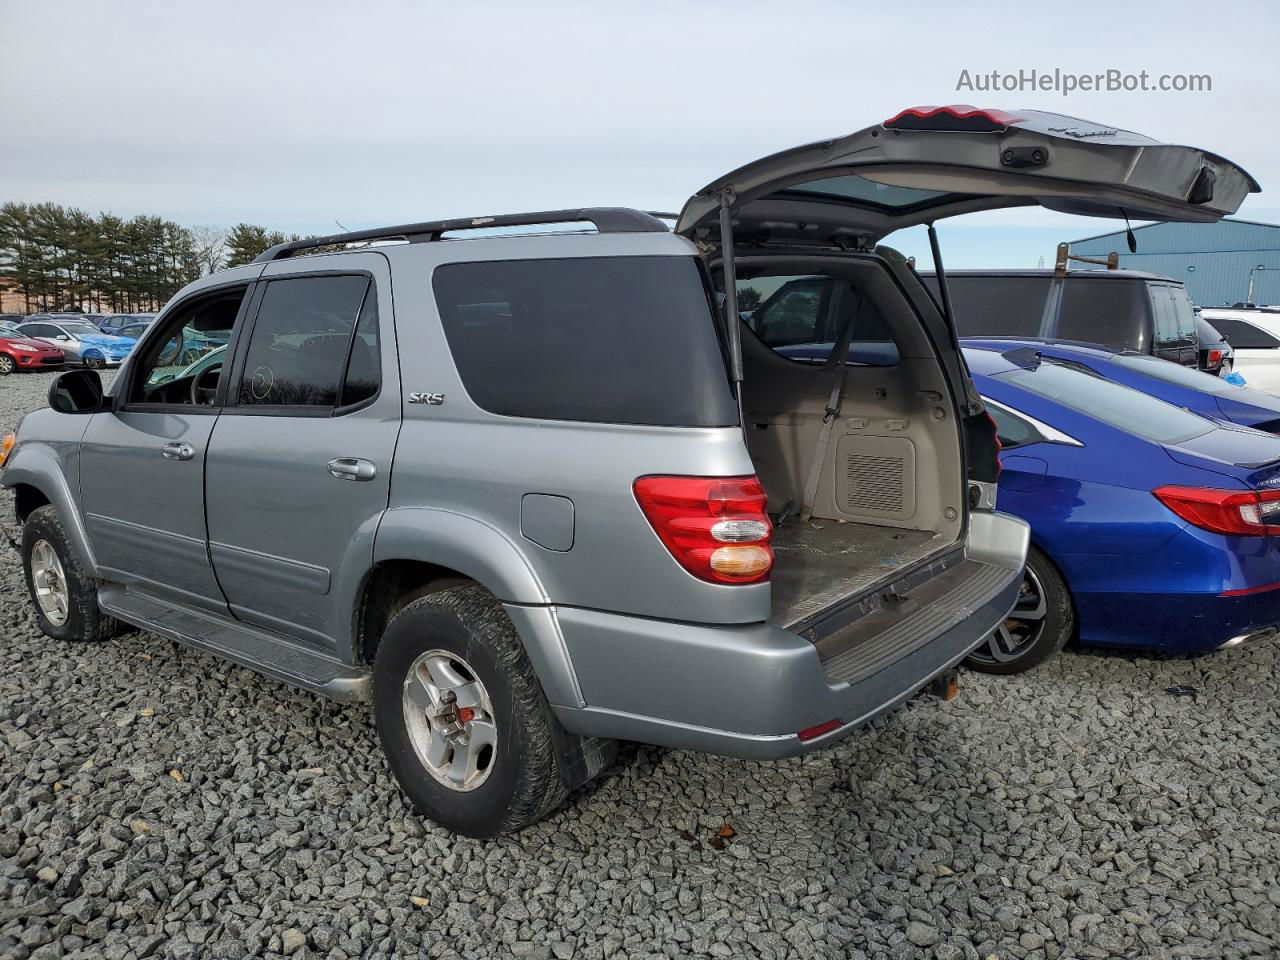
<box><xmin>740</xmin><ymin>276</ymin><xmax>899</xmax><ymax>366</ymax></box>
<box><xmin>130</xmin><ymin>286</ymin><xmax>247</xmax><ymax>404</ymax></box>
<box><xmin>339</xmin><ymin>288</ymin><xmax>381</xmax><ymax>407</ymax></box>
<box><xmin>745</xmin><ymin>279</ymin><xmax>829</xmax><ymax>347</ymax></box>
<box><xmin>1168</xmin><ymin>287</ymin><xmax>1197</xmax><ymax>343</ymax></box>
<box><xmin>986</xmin><ymin>404</ymin><xmax>1039</xmax><ymax>450</ymax></box>
<box><xmin>1151</xmin><ymin>286</ymin><xmax>1180</xmax><ymax>347</ymax></box>
<box><xmin>1211</xmin><ymin>316</ymin><xmax>1280</xmax><ymax>349</ymax></box>
<box><xmin>236</xmin><ymin>275</ymin><xmax>371</xmax><ymax>408</ymax></box>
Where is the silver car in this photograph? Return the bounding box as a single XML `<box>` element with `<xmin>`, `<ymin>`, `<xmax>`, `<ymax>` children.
<box><xmin>16</xmin><ymin>318</ymin><xmax>134</xmax><ymax>369</ymax></box>
<box><xmin>1</xmin><ymin>107</ymin><xmax>1255</xmax><ymax>835</ymax></box>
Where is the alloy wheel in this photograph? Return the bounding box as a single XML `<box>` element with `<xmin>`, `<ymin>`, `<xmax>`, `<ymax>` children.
<box><xmin>0</xmin><ymin>355</ymin><xmax>13</xmax><ymax>375</ymax></box>
<box><xmin>969</xmin><ymin>567</ymin><xmax>1048</xmax><ymax>665</ymax></box>
<box><xmin>30</xmin><ymin>539</ymin><xmax>70</xmax><ymax>626</ymax></box>
<box><xmin>402</xmin><ymin>649</ymin><xmax>497</xmax><ymax>792</ymax></box>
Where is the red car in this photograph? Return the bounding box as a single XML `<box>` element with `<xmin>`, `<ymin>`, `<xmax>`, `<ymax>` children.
<box><xmin>0</xmin><ymin>328</ymin><xmax>66</xmax><ymax>375</ymax></box>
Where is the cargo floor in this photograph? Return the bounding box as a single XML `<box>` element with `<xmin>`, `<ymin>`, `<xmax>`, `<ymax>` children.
<box><xmin>769</xmin><ymin>521</ymin><xmax>945</xmax><ymax>629</ymax></box>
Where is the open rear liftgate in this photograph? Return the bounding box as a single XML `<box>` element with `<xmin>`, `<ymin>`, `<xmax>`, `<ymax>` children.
<box><xmin>712</xmin><ymin>190</ymin><xmax>968</xmax><ymax>701</ymax></box>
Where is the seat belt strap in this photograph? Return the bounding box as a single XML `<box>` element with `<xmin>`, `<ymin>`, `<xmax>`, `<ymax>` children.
<box><xmin>799</xmin><ymin>299</ymin><xmax>860</xmax><ymax>522</ymax></box>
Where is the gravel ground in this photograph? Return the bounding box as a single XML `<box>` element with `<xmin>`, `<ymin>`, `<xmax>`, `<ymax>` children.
<box><xmin>2</xmin><ymin>368</ymin><xmax>1279</xmax><ymax>960</ymax></box>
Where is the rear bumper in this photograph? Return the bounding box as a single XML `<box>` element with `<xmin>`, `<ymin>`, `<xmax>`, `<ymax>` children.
<box><xmin>1076</xmin><ymin>587</ymin><xmax>1280</xmax><ymax>653</ymax></box>
<box><xmin>549</xmin><ymin>511</ymin><xmax>1028</xmax><ymax>759</ymax></box>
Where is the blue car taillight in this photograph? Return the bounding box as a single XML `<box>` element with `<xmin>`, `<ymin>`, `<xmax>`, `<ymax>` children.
<box><xmin>1154</xmin><ymin>485</ymin><xmax>1280</xmax><ymax>536</ymax></box>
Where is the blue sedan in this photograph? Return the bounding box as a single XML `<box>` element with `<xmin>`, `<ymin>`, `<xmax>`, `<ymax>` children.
<box><xmin>963</xmin><ymin>337</ymin><xmax>1280</xmax><ymax>434</ymax></box>
<box><xmin>963</xmin><ymin>344</ymin><xmax>1280</xmax><ymax>673</ymax></box>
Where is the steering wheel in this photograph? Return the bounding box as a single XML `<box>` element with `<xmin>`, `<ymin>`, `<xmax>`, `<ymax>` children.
<box><xmin>190</xmin><ymin>364</ymin><xmax>222</xmax><ymax>405</ymax></box>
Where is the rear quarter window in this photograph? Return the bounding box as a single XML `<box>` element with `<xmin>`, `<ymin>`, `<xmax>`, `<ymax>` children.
<box><xmin>433</xmin><ymin>256</ymin><xmax>737</xmax><ymax>427</ymax></box>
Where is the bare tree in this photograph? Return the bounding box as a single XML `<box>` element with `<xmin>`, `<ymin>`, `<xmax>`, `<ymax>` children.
<box><xmin>190</xmin><ymin>224</ymin><xmax>227</xmax><ymax>276</ymax></box>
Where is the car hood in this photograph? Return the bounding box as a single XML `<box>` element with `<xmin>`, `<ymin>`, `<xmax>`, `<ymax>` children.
<box><xmin>1</xmin><ymin>336</ymin><xmax>62</xmax><ymax>351</ymax></box>
<box><xmin>1164</xmin><ymin>424</ymin><xmax>1280</xmax><ymax>481</ymax></box>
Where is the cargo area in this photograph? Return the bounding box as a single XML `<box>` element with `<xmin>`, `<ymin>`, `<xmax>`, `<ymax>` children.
<box><xmin>730</xmin><ymin>254</ymin><xmax>969</xmax><ymax>632</ymax></box>
<box><xmin>768</xmin><ymin>521</ymin><xmax>944</xmax><ymax>628</ymax></box>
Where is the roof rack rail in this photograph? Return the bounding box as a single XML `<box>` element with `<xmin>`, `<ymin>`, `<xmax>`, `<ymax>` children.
<box><xmin>252</xmin><ymin>207</ymin><xmax>670</xmax><ymax>263</ymax></box>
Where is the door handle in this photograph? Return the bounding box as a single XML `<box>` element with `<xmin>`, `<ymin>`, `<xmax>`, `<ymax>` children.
<box><xmin>328</xmin><ymin>457</ymin><xmax>377</xmax><ymax>482</ymax></box>
<box><xmin>161</xmin><ymin>441</ymin><xmax>195</xmax><ymax>461</ymax></box>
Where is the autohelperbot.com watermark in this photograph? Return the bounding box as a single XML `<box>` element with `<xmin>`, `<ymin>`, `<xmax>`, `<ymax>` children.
<box><xmin>957</xmin><ymin>68</ymin><xmax>1212</xmax><ymax>96</ymax></box>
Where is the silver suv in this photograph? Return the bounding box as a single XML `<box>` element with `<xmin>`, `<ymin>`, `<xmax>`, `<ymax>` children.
<box><xmin>1</xmin><ymin>107</ymin><xmax>1254</xmax><ymax>835</ymax></box>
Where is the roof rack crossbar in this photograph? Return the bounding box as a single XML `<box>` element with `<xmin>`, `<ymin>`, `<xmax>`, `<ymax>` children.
<box><xmin>252</xmin><ymin>207</ymin><xmax>670</xmax><ymax>263</ymax></box>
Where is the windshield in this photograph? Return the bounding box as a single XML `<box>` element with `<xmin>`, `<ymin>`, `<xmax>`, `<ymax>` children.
<box><xmin>1110</xmin><ymin>353</ymin><xmax>1240</xmax><ymax>397</ymax></box>
<box><xmin>996</xmin><ymin>357</ymin><xmax>1215</xmax><ymax>444</ymax></box>
<box><xmin>59</xmin><ymin>322</ymin><xmax>102</xmax><ymax>336</ymax></box>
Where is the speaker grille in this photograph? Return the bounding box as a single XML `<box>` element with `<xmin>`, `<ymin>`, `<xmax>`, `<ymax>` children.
<box><xmin>844</xmin><ymin>454</ymin><xmax>905</xmax><ymax>514</ymax></box>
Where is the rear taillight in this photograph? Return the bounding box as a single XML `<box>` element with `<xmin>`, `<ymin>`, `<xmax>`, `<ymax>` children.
<box><xmin>0</xmin><ymin>433</ymin><xmax>14</xmax><ymax>469</ymax></box>
<box><xmin>633</xmin><ymin>475</ymin><xmax>773</xmax><ymax>584</ymax></box>
<box><xmin>1153</xmin><ymin>485</ymin><xmax>1280</xmax><ymax>536</ymax></box>
<box><xmin>1207</xmin><ymin>348</ymin><xmax>1224</xmax><ymax>367</ymax></box>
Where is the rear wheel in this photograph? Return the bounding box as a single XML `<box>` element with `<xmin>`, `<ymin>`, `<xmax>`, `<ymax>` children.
<box><xmin>965</xmin><ymin>547</ymin><xmax>1073</xmax><ymax>675</ymax></box>
<box><xmin>0</xmin><ymin>355</ymin><xmax>14</xmax><ymax>375</ymax></box>
<box><xmin>372</xmin><ymin>584</ymin><xmax>612</xmax><ymax>836</ymax></box>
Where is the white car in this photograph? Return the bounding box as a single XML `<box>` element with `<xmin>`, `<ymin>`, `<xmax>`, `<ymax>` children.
<box><xmin>1201</xmin><ymin>308</ymin><xmax>1280</xmax><ymax>395</ymax></box>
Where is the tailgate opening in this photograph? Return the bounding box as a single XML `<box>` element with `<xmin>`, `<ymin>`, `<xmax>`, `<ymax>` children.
<box><xmin>726</xmin><ymin>252</ymin><xmax>975</xmax><ymax>634</ymax></box>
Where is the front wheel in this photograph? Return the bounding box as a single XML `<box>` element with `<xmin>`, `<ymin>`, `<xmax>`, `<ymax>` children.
<box><xmin>21</xmin><ymin>505</ymin><xmax>117</xmax><ymax>642</ymax></box>
<box><xmin>0</xmin><ymin>354</ymin><xmax>14</xmax><ymax>375</ymax></box>
<box><xmin>83</xmin><ymin>352</ymin><xmax>106</xmax><ymax>370</ymax></box>
<box><xmin>965</xmin><ymin>547</ymin><xmax>1074</xmax><ymax>675</ymax></box>
<box><xmin>372</xmin><ymin>585</ymin><xmax>612</xmax><ymax>837</ymax></box>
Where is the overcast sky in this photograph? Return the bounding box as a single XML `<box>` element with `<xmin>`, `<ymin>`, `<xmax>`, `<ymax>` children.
<box><xmin>4</xmin><ymin>0</ymin><xmax>1279</xmax><ymax>267</ymax></box>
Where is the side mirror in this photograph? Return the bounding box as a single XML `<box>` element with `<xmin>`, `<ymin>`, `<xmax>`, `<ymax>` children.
<box><xmin>49</xmin><ymin>369</ymin><xmax>105</xmax><ymax>414</ymax></box>
<box><xmin>56</xmin><ymin>334</ymin><xmax>71</xmax><ymax>341</ymax></box>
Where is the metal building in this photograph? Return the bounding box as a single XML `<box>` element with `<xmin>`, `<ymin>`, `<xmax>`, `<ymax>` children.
<box><xmin>1068</xmin><ymin>218</ymin><xmax>1280</xmax><ymax>307</ymax></box>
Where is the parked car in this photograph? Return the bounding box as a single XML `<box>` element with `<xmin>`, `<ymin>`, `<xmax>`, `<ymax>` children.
<box><xmin>962</xmin><ymin>343</ymin><xmax>1280</xmax><ymax>673</ymax></box>
<box><xmin>15</xmin><ymin>319</ymin><xmax>134</xmax><ymax>369</ymax></box>
<box><xmin>1200</xmin><ymin>307</ymin><xmax>1280</xmax><ymax>394</ymax></box>
<box><xmin>961</xmin><ymin>338</ymin><xmax>1280</xmax><ymax>434</ymax></box>
<box><xmin>2</xmin><ymin>106</ymin><xmax>1255</xmax><ymax>834</ymax></box>
<box><xmin>1196</xmin><ymin>311</ymin><xmax>1236</xmax><ymax>378</ymax></box>
<box><xmin>115</xmin><ymin>320</ymin><xmax>154</xmax><ymax>341</ymax></box>
<box><xmin>0</xmin><ymin>321</ymin><xmax>24</xmax><ymax>337</ymax></box>
<box><xmin>0</xmin><ymin>330</ymin><xmax>65</xmax><ymax>375</ymax></box>
<box><xmin>98</xmin><ymin>313</ymin><xmax>157</xmax><ymax>336</ymax></box>
<box><xmin>921</xmin><ymin>269</ymin><xmax>1203</xmax><ymax>369</ymax></box>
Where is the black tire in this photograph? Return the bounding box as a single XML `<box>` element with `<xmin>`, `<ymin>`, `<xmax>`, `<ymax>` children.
<box><xmin>964</xmin><ymin>546</ymin><xmax>1074</xmax><ymax>675</ymax></box>
<box><xmin>372</xmin><ymin>584</ymin><xmax>613</xmax><ymax>837</ymax></box>
<box><xmin>0</xmin><ymin>354</ymin><xmax>14</xmax><ymax>375</ymax></box>
<box><xmin>21</xmin><ymin>505</ymin><xmax>117</xmax><ymax>643</ymax></box>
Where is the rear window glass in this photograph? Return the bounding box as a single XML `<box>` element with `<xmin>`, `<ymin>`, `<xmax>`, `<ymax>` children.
<box><xmin>1110</xmin><ymin>353</ymin><xmax>1238</xmax><ymax>396</ymax></box>
<box><xmin>932</xmin><ymin>275</ymin><xmax>1051</xmax><ymax>338</ymax></box>
<box><xmin>1057</xmin><ymin>280</ymin><xmax>1151</xmax><ymax>348</ymax></box>
<box><xmin>996</xmin><ymin>358</ymin><xmax>1213</xmax><ymax>444</ymax></box>
<box><xmin>934</xmin><ymin>274</ymin><xmax>1152</xmax><ymax>349</ymax></box>
<box><xmin>433</xmin><ymin>256</ymin><xmax>736</xmax><ymax>427</ymax></box>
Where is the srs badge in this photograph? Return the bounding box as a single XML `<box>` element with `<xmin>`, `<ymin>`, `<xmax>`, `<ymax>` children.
<box><xmin>407</xmin><ymin>392</ymin><xmax>446</xmax><ymax>405</ymax></box>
